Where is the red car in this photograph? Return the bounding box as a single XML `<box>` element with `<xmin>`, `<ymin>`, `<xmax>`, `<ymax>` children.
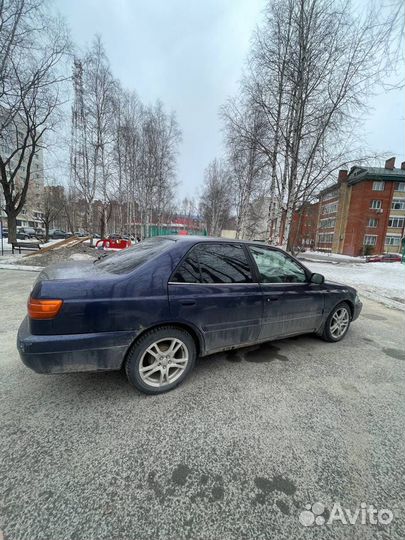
<box><xmin>95</xmin><ymin>238</ymin><xmax>131</xmax><ymax>251</ymax></box>
<box><xmin>366</xmin><ymin>253</ymin><xmax>402</xmax><ymax>263</ymax></box>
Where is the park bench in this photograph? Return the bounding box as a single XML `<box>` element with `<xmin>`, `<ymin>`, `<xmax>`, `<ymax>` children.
<box><xmin>11</xmin><ymin>241</ymin><xmax>41</xmax><ymax>255</ymax></box>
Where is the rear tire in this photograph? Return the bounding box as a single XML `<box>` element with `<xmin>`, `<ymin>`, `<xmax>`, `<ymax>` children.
<box><xmin>125</xmin><ymin>326</ymin><xmax>196</xmax><ymax>395</ymax></box>
<box><xmin>321</xmin><ymin>302</ymin><xmax>351</xmax><ymax>342</ymax></box>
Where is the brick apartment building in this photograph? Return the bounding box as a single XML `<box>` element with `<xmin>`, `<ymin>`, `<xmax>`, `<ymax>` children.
<box><xmin>289</xmin><ymin>201</ymin><xmax>320</xmax><ymax>248</ymax></box>
<box><xmin>316</xmin><ymin>157</ymin><xmax>405</xmax><ymax>256</ymax></box>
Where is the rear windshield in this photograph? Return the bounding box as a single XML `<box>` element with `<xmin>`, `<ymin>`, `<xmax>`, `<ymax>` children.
<box><xmin>94</xmin><ymin>237</ymin><xmax>175</xmax><ymax>275</ymax></box>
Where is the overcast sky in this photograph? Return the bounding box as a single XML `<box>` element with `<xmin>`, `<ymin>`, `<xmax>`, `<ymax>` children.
<box><xmin>56</xmin><ymin>0</ymin><xmax>405</xmax><ymax>199</ymax></box>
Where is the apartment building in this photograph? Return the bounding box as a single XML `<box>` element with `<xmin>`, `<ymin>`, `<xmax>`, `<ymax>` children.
<box><xmin>0</xmin><ymin>145</ymin><xmax>45</xmax><ymax>229</ymax></box>
<box><xmin>289</xmin><ymin>201</ymin><xmax>319</xmax><ymax>248</ymax></box>
<box><xmin>316</xmin><ymin>158</ymin><xmax>405</xmax><ymax>256</ymax></box>
<box><xmin>13</xmin><ymin>147</ymin><xmax>45</xmax><ymax>228</ymax></box>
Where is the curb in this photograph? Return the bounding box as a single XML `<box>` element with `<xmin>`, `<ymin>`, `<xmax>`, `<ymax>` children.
<box><xmin>0</xmin><ymin>264</ymin><xmax>43</xmax><ymax>272</ymax></box>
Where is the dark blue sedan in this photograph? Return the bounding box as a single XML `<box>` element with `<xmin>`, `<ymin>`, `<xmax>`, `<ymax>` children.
<box><xmin>17</xmin><ymin>236</ymin><xmax>362</xmax><ymax>394</ymax></box>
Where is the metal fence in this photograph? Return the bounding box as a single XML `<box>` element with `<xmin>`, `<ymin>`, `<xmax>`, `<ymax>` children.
<box><xmin>145</xmin><ymin>225</ymin><xmax>207</xmax><ymax>237</ymax></box>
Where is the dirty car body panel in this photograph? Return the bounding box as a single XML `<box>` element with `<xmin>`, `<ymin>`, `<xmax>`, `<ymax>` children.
<box><xmin>17</xmin><ymin>236</ymin><xmax>362</xmax><ymax>374</ymax></box>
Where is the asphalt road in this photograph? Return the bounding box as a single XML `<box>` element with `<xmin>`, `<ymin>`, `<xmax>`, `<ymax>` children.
<box><xmin>0</xmin><ymin>269</ymin><xmax>404</xmax><ymax>540</ymax></box>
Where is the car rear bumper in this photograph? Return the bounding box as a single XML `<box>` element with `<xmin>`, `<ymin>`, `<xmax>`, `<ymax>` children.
<box><xmin>17</xmin><ymin>317</ymin><xmax>135</xmax><ymax>374</ymax></box>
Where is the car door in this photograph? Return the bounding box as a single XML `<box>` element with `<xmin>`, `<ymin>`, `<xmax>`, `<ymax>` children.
<box><xmin>247</xmin><ymin>245</ymin><xmax>325</xmax><ymax>340</ymax></box>
<box><xmin>168</xmin><ymin>242</ymin><xmax>263</xmax><ymax>354</ymax></box>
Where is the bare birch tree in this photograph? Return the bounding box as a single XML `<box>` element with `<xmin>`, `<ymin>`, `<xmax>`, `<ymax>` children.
<box><xmin>200</xmin><ymin>159</ymin><xmax>232</xmax><ymax>236</ymax></box>
<box><xmin>222</xmin><ymin>98</ymin><xmax>269</xmax><ymax>239</ymax></box>
<box><xmin>221</xmin><ymin>0</ymin><xmax>390</xmax><ymax>248</ymax></box>
<box><xmin>39</xmin><ymin>184</ymin><xmax>65</xmax><ymax>241</ymax></box>
<box><xmin>0</xmin><ymin>0</ymin><xmax>70</xmax><ymax>242</ymax></box>
<box><xmin>71</xmin><ymin>36</ymin><xmax>118</xmax><ymax>238</ymax></box>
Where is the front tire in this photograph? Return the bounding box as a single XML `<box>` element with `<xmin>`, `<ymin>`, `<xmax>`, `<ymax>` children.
<box><xmin>321</xmin><ymin>302</ymin><xmax>351</xmax><ymax>342</ymax></box>
<box><xmin>125</xmin><ymin>326</ymin><xmax>196</xmax><ymax>395</ymax></box>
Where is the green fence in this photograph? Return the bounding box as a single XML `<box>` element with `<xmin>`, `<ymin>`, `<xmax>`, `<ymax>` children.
<box><xmin>144</xmin><ymin>225</ymin><xmax>207</xmax><ymax>237</ymax></box>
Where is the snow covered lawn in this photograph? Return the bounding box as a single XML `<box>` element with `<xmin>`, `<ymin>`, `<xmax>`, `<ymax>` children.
<box><xmin>306</xmin><ymin>260</ymin><xmax>405</xmax><ymax>310</ymax></box>
<box><xmin>0</xmin><ymin>238</ymin><xmax>61</xmax><ymax>252</ymax></box>
<box><xmin>300</xmin><ymin>250</ymin><xmax>366</xmax><ymax>263</ymax></box>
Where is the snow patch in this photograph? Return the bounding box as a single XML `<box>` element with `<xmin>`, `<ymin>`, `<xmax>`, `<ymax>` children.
<box><xmin>306</xmin><ymin>261</ymin><xmax>405</xmax><ymax>311</ymax></box>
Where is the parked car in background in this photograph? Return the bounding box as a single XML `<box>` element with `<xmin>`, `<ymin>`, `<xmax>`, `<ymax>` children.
<box><xmin>366</xmin><ymin>253</ymin><xmax>402</xmax><ymax>263</ymax></box>
<box><xmin>17</xmin><ymin>227</ymin><xmax>37</xmax><ymax>240</ymax></box>
<box><xmin>34</xmin><ymin>228</ymin><xmax>45</xmax><ymax>239</ymax></box>
<box><xmin>18</xmin><ymin>236</ymin><xmax>362</xmax><ymax>395</ymax></box>
<box><xmin>48</xmin><ymin>229</ymin><xmax>67</xmax><ymax>239</ymax></box>
<box><xmin>74</xmin><ymin>230</ymin><xmax>89</xmax><ymax>237</ymax></box>
<box><xmin>0</xmin><ymin>227</ymin><xmax>8</xmax><ymax>238</ymax></box>
<box><xmin>95</xmin><ymin>237</ymin><xmax>131</xmax><ymax>250</ymax></box>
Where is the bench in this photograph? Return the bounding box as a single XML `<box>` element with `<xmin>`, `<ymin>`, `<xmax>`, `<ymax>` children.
<box><xmin>11</xmin><ymin>242</ymin><xmax>41</xmax><ymax>254</ymax></box>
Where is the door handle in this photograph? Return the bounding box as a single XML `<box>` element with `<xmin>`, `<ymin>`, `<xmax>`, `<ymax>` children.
<box><xmin>180</xmin><ymin>300</ymin><xmax>196</xmax><ymax>306</ymax></box>
<box><xmin>266</xmin><ymin>296</ymin><xmax>279</xmax><ymax>302</ymax></box>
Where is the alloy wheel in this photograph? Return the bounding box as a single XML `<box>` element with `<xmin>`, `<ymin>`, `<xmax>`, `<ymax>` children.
<box><xmin>330</xmin><ymin>307</ymin><xmax>350</xmax><ymax>339</ymax></box>
<box><xmin>139</xmin><ymin>338</ymin><xmax>189</xmax><ymax>388</ymax></box>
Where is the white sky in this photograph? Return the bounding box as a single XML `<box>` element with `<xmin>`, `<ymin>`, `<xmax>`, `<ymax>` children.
<box><xmin>55</xmin><ymin>0</ymin><xmax>405</xmax><ymax>199</ymax></box>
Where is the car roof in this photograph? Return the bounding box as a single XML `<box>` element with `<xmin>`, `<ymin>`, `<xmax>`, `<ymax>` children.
<box><xmin>156</xmin><ymin>235</ymin><xmax>272</xmax><ymax>247</ymax></box>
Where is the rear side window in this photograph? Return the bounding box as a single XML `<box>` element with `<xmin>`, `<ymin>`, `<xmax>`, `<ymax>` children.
<box><xmin>171</xmin><ymin>247</ymin><xmax>201</xmax><ymax>283</ymax></box>
<box><xmin>95</xmin><ymin>238</ymin><xmax>174</xmax><ymax>275</ymax></box>
<box><xmin>172</xmin><ymin>243</ymin><xmax>253</xmax><ymax>284</ymax></box>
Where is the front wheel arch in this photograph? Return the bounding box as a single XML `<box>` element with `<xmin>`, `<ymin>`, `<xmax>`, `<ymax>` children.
<box><xmin>321</xmin><ymin>301</ymin><xmax>352</xmax><ymax>342</ymax></box>
<box><xmin>344</xmin><ymin>299</ymin><xmax>354</xmax><ymax>319</ymax></box>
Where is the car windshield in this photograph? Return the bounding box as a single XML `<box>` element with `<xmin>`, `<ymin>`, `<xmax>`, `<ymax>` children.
<box><xmin>94</xmin><ymin>237</ymin><xmax>175</xmax><ymax>275</ymax></box>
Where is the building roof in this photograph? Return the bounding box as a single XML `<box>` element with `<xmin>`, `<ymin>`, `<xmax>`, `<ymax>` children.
<box><xmin>348</xmin><ymin>166</ymin><xmax>405</xmax><ymax>185</ymax></box>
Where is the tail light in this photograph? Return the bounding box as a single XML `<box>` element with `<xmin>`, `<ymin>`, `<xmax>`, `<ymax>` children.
<box><xmin>28</xmin><ymin>297</ymin><xmax>63</xmax><ymax>320</ymax></box>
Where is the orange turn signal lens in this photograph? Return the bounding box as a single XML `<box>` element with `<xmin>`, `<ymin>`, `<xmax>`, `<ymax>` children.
<box><xmin>28</xmin><ymin>298</ymin><xmax>63</xmax><ymax>320</ymax></box>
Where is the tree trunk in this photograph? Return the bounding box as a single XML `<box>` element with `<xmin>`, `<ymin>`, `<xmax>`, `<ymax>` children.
<box><xmin>45</xmin><ymin>222</ymin><xmax>50</xmax><ymax>243</ymax></box>
<box><xmin>6</xmin><ymin>209</ymin><xmax>18</xmax><ymax>244</ymax></box>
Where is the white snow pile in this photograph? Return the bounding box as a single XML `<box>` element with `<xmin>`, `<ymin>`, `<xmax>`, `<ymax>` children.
<box><xmin>302</xmin><ymin>250</ymin><xmax>365</xmax><ymax>262</ymax></box>
<box><xmin>307</xmin><ymin>261</ymin><xmax>405</xmax><ymax>310</ymax></box>
<box><xmin>69</xmin><ymin>253</ymin><xmax>95</xmax><ymax>261</ymax></box>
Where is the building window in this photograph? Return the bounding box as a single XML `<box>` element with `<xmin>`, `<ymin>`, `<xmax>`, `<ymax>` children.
<box><xmin>322</xmin><ymin>190</ymin><xmax>338</xmax><ymax>201</ymax></box>
<box><xmin>318</xmin><ymin>233</ymin><xmax>334</xmax><ymax>243</ymax></box>
<box><xmin>367</xmin><ymin>218</ymin><xmax>378</xmax><ymax>227</ymax></box>
<box><xmin>394</xmin><ymin>182</ymin><xmax>405</xmax><ymax>192</ymax></box>
<box><xmin>363</xmin><ymin>235</ymin><xmax>377</xmax><ymax>246</ymax></box>
<box><xmin>322</xmin><ymin>202</ymin><xmax>338</xmax><ymax>215</ymax></box>
<box><xmin>372</xmin><ymin>181</ymin><xmax>385</xmax><ymax>191</ymax></box>
<box><xmin>370</xmin><ymin>200</ymin><xmax>382</xmax><ymax>209</ymax></box>
<box><xmin>388</xmin><ymin>217</ymin><xmax>405</xmax><ymax>228</ymax></box>
<box><xmin>391</xmin><ymin>199</ymin><xmax>405</xmax><ymax>210</ymax></box>
<box><xmin>320</xmin><ymin>218</ymin><xmax>336</xmax><ymax>228</ymax></box>
<box><xmin>385</xmin><ymin>236</ymin><xmax>401</xmax><ymax>246</ymax></box>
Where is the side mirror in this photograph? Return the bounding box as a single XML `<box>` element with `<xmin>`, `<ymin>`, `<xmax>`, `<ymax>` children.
<box><xmin>310</xmin><ymin>272</ymin><xmax>325</xmax><ymax>284</ymax></box>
